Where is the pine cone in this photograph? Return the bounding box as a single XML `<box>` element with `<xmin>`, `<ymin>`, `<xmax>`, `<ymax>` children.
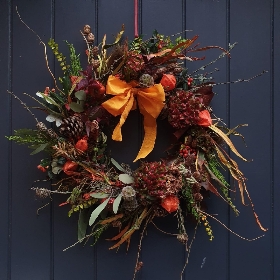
<box><xmin>59</xmin><ymin>116</ymin><xmax>84</xmax><ymax>139</ymax></box>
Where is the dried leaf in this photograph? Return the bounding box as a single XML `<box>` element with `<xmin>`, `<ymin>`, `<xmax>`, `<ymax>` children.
<box><xmin>103</xmin><ymin>24</ymin><xmax>125</xmax><ymax>49</ymax></box>
<box><xmin>108</xmin><ymin>228</ymin><xmax>136</xmax><ymax>250</ymax></box>
<box><xmin>100</xmin><ymin>213</ymin><xmax>124</xmax><ymax>225</ymax></box>
<box><xmin>106</xmin><ymin>224</ymin><xmax>130</xmax><ymax>241</ymax></box>
<box><xmin>200</xmin><ymin>180</ymin><xmax>219</xmax><ymax>196</ymax></box>
<box><xmin>210</xmin><ymin>125</ymin><xmax>247</xmax><ymax>161</ymax></box>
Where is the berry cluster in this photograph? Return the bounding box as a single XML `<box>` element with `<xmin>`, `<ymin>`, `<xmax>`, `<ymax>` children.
<box><xmin>134</xmin><ymin>162</ymin><xmax>182</xmax><ymax>199</ymax></box>
<box><xmin>179</xmin><ymin>144</ymin><xmax>196</xmax><ymax>158</ymax></box>
<box><xmin>168</xmin><ymin>90</ymin><xmax>204</xmax><ymax>129</ymax></box>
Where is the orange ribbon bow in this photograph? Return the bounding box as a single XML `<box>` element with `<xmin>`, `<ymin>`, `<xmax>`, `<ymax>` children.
<box><xmin>102</xmin><ymin>75</ymin><xmax>165</xmax><ymax>162</ymax></box>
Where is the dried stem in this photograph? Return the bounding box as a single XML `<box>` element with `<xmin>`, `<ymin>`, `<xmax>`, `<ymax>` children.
<box><xmin>191</xmin><ymin>42</ymin><xmax>237</xmax><ymax>75</ymax></box>
<box><xmin>15</xmin><ymin>6</ymin><xmax>63</xmax><ymax>94</ymax></box>
<box><xmin>132</xmin><ymin>219</ymin><xmax>149</xmax><ymax>280</ymax></box>
<box><xmin>180</xmin><ymin>222</ymin><xmax>198</xmax><ymax>280</ymax></box>
<box><xmin>37</xmin><ymin>202</ymin><xmax>50</xmax><ymax>215</ymax></box>
<box><xmin>198</xmin><ymin>210</ymin><xmax>265</xmax><ymax>241</ymax></box>
<box><xmin>151</xmin><ymin>221</ymin><xmax>178</xmax><ymax>236</ymax></box>
<box><xmin>7</xmin><ymin>91</ymin><xmax>38</xmax><ymax>122</ymax></box>
<box><xmin>30</xmin><ymin>187</ymin><xmax>72</xmax><ymax>195</ymax></box>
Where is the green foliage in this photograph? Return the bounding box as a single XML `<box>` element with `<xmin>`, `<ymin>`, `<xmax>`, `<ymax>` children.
<box><xmin>78</xmin><ymin>209</ymin><xmax>89</xmax><ymax>240</ymax></box>
<box><xmin>68</xmin><ymin>199</ymin><xmax>97</xmax><ymax>217</ymax></box>
<box><xmin>91</xmin><ymin>224</ymin><xmax>110</xmax><ymax>246</ymax></box>
<box><xmin>129</xmin><ymin>36</ymin><xmax>143</xmax><ymax>53</ymax></box>
<box><xmin>48</xmin><ymin>38</ymin><xmax>70</xmax><ymax>74</ymax></box>
<box><xmin>65</xmin><ymin>40</ymin><xmax>82</xmax><ymax>76</ymax></box>
<box><xmin>181</xmin><ymin>180</ymin><xmax>200</xmax><ymax>219</ymax></box>
<box><xmin>6</xmin><ymin>129</ymin><xmax>47</xmax><ymax>145</ymax></box>
<box><xmin>207</xmin><ymin>155</ymin><xmax>239</xmax><ymax>215</ymax></box>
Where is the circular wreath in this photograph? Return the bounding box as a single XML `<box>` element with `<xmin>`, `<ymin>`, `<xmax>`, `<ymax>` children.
<box><xmin>8</xmin><ymin>24</ymin><xmax>266</xmax><ymax>277</ymax></box>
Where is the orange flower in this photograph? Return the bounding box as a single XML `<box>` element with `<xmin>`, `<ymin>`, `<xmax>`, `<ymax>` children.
<box><xmin>160</xmin><ymin>74</ymin><xmax>176</xmax><ymax>91</ymax></box>
<box><xmin>37</xmin><ymin>165</ymin><xmax>47</xmax><ymax>172</ymax></box>
<box><xmin>161</xmin><ymin>195</ymin><xmax>179</xmax><ymax>213</ymax></box>
<box><xmin>75</xmin><ymin>138</ymin><xmax>88</xmax><ymax>152</ymax></box>
<box><xmin>197</xmin><ymin>110</ymin><xmax>212</xmax><ymax>127</ymax></box>
<box><xmin>63</xmin><ymin>160</ymin><xmax>78</xmax><ymax>175</ymax></box>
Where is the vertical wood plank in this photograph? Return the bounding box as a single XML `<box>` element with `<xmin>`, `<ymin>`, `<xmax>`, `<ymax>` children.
<box><xmin>10</xmin><ymin>1</ymin><xmax>53</xmax><ymax>279</ymax></box>
<box><xmin>183</xmin><ymin>1</ymin><xmax>229</xmax><ymax>279</ymax></box>
<box><xmin>139</xmin><ymin>1</ymin><xmax>185</xmax><ymax>279</ymax></box>
<box><xmin>0</xmin><ymin>0</ymin><xmax>11</xmax><ymax>279</ymax></box>
<box><xmin>229</xmin><ymin>0</ymin><xmax>271</xmax><ymax>279</ymax></box>
<box><xmin>51</xmin><ymin>1</ymin><xmax>97</xmax><ymax>279</ymax></box>
<box><xmin>273</xmin><ymin>0</ymin><xmax>280</xmax><ymax>278</ymax></box>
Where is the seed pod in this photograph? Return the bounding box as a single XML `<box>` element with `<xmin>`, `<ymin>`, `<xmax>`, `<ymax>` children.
<box><xmin>83</xmin><ymin>25</ymin><xmax>91</xmax><ymax>34</ymax></box>
<box><xmin>87</xmin><ymin>33</ymin><xmax>95</xmax><ymax>43</ymax></box>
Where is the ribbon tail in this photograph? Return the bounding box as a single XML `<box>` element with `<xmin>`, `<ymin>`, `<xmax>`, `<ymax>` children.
<box><xmin>112</xmin><ymin>93</ymin><xmax>135</xmax><ymax>141</ymax></box>
<box><xmin>133</xmin><ymin>106</ymin><xmax>157</xmax><ymax>162</ymax></box>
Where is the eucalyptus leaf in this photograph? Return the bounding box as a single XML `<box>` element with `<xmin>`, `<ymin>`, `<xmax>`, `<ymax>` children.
<box><xmin>113</xmin><ymin>193</ymin><xmax>122</xmax><ymax>214</ymax></box>
<box><xmin>69</xmin><ymin>102</ymin><xmax>84</xmax><ymax>112</ymax></box>
<box><xmin>111</xmin><ymin>158</ymin><xmax>126</xmax><ymax>173</ymax></box>
<box><xmin>90</xmin><ymin>193</ymin><xmax>109</xmax><ymax>198</ymax></box>
<box><xmin>78</xmin><ymin>210</ymin><xmax>88</xmax><ymax>241</ymax></box>
<box><xmin>90</xmin><ymin>193</ymin><xmax>110</xmax><ymax>199</ymax></box>
<box><xmin>119</xmin><ymin>174</ymin><xmax>134</xmax><ymax>184</ymax></box>
<box><xmin>52</xmin><ymin>166</ymin><xmax>62</xmax><ymax>175</ymax></box>
<box><xmin>75</xmin><ymin>90</ymin><xmax>86</xmax><ymax>101</ymax></box>
<box><xmin>89</xmin><ymin>198</ymin><xmax>110</xmax><ymax>226</ymax></box>
<box><xmin>30</xmin><ymin>143</ymin><xmax>48</xmax><ymax>155</ymax></box>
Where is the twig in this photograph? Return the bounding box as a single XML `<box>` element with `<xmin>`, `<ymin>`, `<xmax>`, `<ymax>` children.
<box><xmin>132</xmin><ymin>219</ymin><xmax>149</xmax><ymax>280</ymax></box>
<box><xmin>180</xmin><ymin>222</ymin><xmax>198</xmax><ymax>280</ymax></box>
<box><xmin>37</xmin><ymin>202</ymin><xmax>50</xmax><ymax>215</ymax></box>
<box><xmin>198</xmin><ymin>210</ymin><xmax>265</xmax><ymax>241</ymax></box>
<box><xmin>30</xmin><ymin>187</ymin><xmax>72</xmax><ymax>195</ymax></box>
<box><xmin>15</xmin><ymin>7</ymin><xmax>62</xmax><ymax>94</ymax></box>
<box><xmin>191</xmin><ymin>42</ymin><xmax>237</xmax><ymax>75</ymax></box>
<box><xmin>7</xmin><ymin>91</ymin><xmax>38</xmax><ymax>122</ymax></box>
<box><xmin>151</xmin><ymin>221</ymin><xmax>178</xmax><ymax>236</ymax></box>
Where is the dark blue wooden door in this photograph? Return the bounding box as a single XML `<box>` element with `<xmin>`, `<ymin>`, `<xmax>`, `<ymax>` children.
<box><xmin>1</xmin><ymin>0</ymin><xmax>279</xmax><ymax>279</ymax></box>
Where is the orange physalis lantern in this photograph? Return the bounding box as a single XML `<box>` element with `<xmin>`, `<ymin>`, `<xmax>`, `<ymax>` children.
<box><xmin>197</xmin><ymin>110</ymin><xmax>212</xmax><ymax>127</ymax></box>
<box><xmin>63</xmin><ymin>160</ymin><xmax>78</xmax><ymax>175</ymax></box>
<box><xmin>161</xmin><ymin>195</ymin><xmax>179</xmax><ymax>213</ymax></box>
<box><xmin>160</xmin><ymin>74</ymin><xmax>176</xmax><ymax>91</ymax></box>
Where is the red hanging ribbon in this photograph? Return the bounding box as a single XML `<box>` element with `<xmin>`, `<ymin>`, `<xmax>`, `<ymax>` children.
<box><xmin>134</xmin><ymin>0</ymin><xmax>139</xmax><ymax>37</ymax></box>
